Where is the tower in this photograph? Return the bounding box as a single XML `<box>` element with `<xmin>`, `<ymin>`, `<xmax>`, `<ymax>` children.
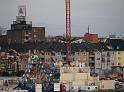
<box><xmin>66</xmin><ymin>0</ymin><xmax>72</xmax><ymax>63</ymax></box>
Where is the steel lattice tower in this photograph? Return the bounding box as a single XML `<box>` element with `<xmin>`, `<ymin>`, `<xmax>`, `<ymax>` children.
<box><xmin>66</xmin><ymin>0</ymin><xmax>72</xmax><ymax>63</ymax></box>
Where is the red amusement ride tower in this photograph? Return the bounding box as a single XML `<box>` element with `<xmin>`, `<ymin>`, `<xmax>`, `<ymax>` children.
<box><xmin>66</xmin><ymin>0</ymin><xmax>72</xmax><ymax>64</ymax></box>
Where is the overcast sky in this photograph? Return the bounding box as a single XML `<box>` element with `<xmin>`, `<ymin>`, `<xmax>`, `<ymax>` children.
<box><xmin>0</xmin><ymin>0</ymin><xmax>124</xmax><ymax>37</ymax></box>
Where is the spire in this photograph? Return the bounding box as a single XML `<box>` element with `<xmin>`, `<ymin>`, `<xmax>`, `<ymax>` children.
<box><xmin>88</xmin><ymin>25</ymin><xmax>90</xmax><ymax>34</ymax></box>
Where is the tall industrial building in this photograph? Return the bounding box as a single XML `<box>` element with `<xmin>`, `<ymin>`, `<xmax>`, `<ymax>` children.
<box><xmin>7</xmin><ymin>5</ymin><xmax>45</xmax><ymax>44</ymax></box>
<box><xmin>84</xmin><ymin>26</ymin><xmax>99</xmax><ymax>43</ymax></box>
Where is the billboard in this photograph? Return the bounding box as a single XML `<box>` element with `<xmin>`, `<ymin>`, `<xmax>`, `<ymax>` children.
<box><xmin>18</xmin><ymin>5</ymin><xmax>26</xmax><ymax>16</ymax></box>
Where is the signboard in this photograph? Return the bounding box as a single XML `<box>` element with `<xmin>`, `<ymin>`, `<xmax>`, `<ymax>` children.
<box><xmin>18</xmin><ymin>5</ymin><xmax>26</xmax><ymax>16</ymax></box>
<box><xmin>54</xmin><ymin>83</ymin><xmax>60</xmax><ymax>91</ymax></box>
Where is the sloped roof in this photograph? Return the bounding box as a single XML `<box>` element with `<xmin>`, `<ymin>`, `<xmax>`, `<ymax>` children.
<box><xmin>105</xmin><ymin>38</ymin><xmax>124</xmax><ymax>50</ymax></box>
<box><xmin>1</xmin><ymin>39</ymin><xmax>124</xmax><ymax>52</ymax></box>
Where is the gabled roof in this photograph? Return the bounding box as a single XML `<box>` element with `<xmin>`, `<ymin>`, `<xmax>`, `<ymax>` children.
<box><xmin>105</xmin><ymin>38</ymin><xmax>124</xmax><ymax>50</ymax></box>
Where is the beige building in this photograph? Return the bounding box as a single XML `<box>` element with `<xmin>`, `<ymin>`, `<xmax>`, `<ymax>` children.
<box><xmin>60</xmin><ymin>62</ymin><xmax>99</xmax><ymax>91</ymax></box>
<box><xmin>114</xmin><ymin>51</ymin><xmax>124</xmax><ymax>66</ymax></box>
<box><xmin>99</xmin><ymin>80</ymin><xmax>115</xmax><ymax>90</ymax></box>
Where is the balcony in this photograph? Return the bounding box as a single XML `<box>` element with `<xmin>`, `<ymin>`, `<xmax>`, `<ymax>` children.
<box><xmin>89</xmin><ymin>60</ymin><xmax>95</xmax><ymax>63</ymax></box>
<box><xmin>89</xmin><ymin>54</ymin><xmax>95</xmax><ymax>57</ymax></box>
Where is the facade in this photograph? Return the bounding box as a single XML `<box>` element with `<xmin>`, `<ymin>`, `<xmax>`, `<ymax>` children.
<box><xmin>101</xmin><ymin>51</ymin><xmax>112</xmax><ymax>71</ymax></box>
<box><xmin>78</xmin><ymin>52</ymin><xmax>89</xmax><ymax>63</ymax></box>
<box><xmin>95</xmin><ymin>51</ymin><xmax>102</xmax><ymax>74</ymax></box>
<box><xmin>114</xmin><ymin>51</ymin><xmax>124</xmax><ymax>67</ymax></box>
<box><xmin>75</xmin><ymin>52</ymin><xmax>89</xmax><ymax>69</ymax></box>
<box><xmin>89</xmin><ymin>51</ymin><xmax>95</xmax><ymax>73</ymax></box>
<box><xmin>0</xmin><ymin>35</ymin><xmax>7</xmax><ymax>44</ymax></box>
<box><xmin>7</xmin><ymin>26</ymin><xmax>45</xmax><ymax>44</ymax></box>
<box><xmin>99</xmin><ymin>80</ymin><xmax>115</xmax><ymax>90</ymax></box>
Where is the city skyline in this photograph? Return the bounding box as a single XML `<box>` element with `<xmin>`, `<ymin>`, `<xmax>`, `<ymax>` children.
<box><xmin>0</xmin><ymin>0</ymin><xmax>124</xmax><ymax>37</ymax></box>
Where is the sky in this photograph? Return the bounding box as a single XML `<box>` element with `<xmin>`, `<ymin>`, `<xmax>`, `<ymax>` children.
<box><xmin>0</xmin><ymin>0</ymin><xmax>124</xmax><ymax>37</ymax></box>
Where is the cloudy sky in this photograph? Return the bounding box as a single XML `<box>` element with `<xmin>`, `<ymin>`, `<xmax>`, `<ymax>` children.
<box><xmin>0</xmin><ymin>0</ymin><xmax>124</xmax><ymax>37</ymax></box>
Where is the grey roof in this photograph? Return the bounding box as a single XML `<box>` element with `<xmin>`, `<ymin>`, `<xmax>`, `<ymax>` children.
<box><xmin>1</xmin><ymin>38</ymin><xmax>124</xmax><ymax>52</ymax></box>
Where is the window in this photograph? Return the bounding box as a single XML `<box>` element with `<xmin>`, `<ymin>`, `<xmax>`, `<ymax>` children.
<box><xmin>118</xmin><ymin>63</ymin><xmax>121</xmax><ymax>66</ymax></box>
<box><xmin>34</xmin><ymin>29</ymin><xmax>36</xmax><ymax>32</ymax></box>
<box><xmin>118</xmin><ymin>57</ymin><xmax>121</xmax><ymax>60</ymax></box>
<box><xmin>97</xmin><ymin>58</ymin><xmax>100</xmax><ymax>60</ymax></box>
<box><xmin>99</xmin><ymin>63</ymin><xmax>100</xmax><ymax>65</ymax></box>
<box><xmin>108</xmin><ymin>62</ymin><xmax>110</xmax><ymax>66</ymax></box>
<box><xmin>25</xmin><ymin>37</ymin><xmax>28</xmax><ymax>40</ymax></box>
<box><xmin>88</xmin><ymin>87</ymin><xmax>90</xmax><ymax>89</ymax></box>
<box><xmin>102</xmin><ymin>85</ymin><xmax>104</xmax><ymax>88</ymax></box>
<box><xmin>107</xmin><ymin>59</ymin><xmax>110</xmax><ymax>62</ymax></box>
<box><xmin>107</xmin><ymin>52</ymin><xmax>110</xmax><ymax>57</ymax></box>
<box><xmin>95</xmin><ymin>87</ymin><xmax>98</xmax><ymax>89</ymax></box>
<box><xmin>118</xmin><ymin>52</ymin><xmax>121</xmax><ymax>54</ymax></box>
<box><xmin>25</xmin><ymin>31</ymin><xmax>28</xmax><ymax>34</ymax></box>
<box><xmin>34</xmin><ymin>35</ymin><xmax>37</xmax><ymax>38</ymax></box>
<box><xmin>102</xmin><ymin>58</ymin><xmax>105</xmax><ymax>62</ymax></box>
<box><xmin>102</xmin><ymin>55</ymin><xmax>105</xmax><ymax>57</ymax></box>
<box><xmin>112</xmin><ymin>63</ymin><xmax>114</xmax><ymax>66</ymax></box>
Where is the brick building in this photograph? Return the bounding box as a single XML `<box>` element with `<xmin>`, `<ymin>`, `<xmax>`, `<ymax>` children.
<box><xmin>84</xmin><ymin>26</ymin><xmax>99</xmax><ymax>43</ymax></box>
<box><xmin>84</xmin><ymin>33</ymin><xmax>99</xmax><ymax>43</ymax></box>
<box><xmin>0</xmin><ymin>5</ymin><xmax>45</xmax><ymax>44</ymax></box>
<box><xmin>7</xmin><ymin>23</ymin><xmax>45</xmax><ymax>44</ymax></box>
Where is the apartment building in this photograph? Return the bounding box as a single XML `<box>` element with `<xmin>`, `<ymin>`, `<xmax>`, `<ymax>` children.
<box><xmin>89</xmin><ymin>50</ymin><xmax>124</xmax><ymax>75</ymax></box>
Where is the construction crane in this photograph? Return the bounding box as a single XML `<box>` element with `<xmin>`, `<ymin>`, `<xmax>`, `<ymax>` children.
<box><xmin>66</xmin><ymin>0</ymin><xmax>72</xmax><ymax>64</ymax></box>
